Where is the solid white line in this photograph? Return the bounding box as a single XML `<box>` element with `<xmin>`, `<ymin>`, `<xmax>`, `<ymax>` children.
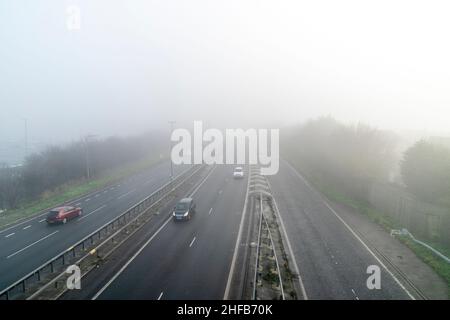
<box><xmin>38</xmin><ymin>219</ymin><xmax>46</xmax><ymax>223</ymax></box>
<box><xmin>188</xmin><ymin>166</ymin><xmax>216</xmax><ymax>197</ymax></box>
<box><xmin>5</xmin><ymin>233</ymin><xmax>15</xmax><ymax>238</ymax></box>
<box><xmin>285</xmin><ymin>161</ymin><xmax>416</xmax><ymax>300</ymax></box>
<box><xmin>117</xmin><ymin>189</ymin><xmax>135</xmax><ymax>200</ymax></box>
<box><xmin>78</xmin><ymin>205</ymin><xmax>107</xmax><ymax>221</ymax></box>
<box><xmin>157</xmin><ymin>292</ymin><xmax>164</xmax><ymax>300</ymax></box>
<box><xmin>208</xmin><ymin>208</ymin><xmax>213</xmax><ymax>215</ymax></box>
<box><xmin>92</xmin><ymin>217</ymin><xmax>172</xmax><ymax>300</ymax></box>
<box><xmin>92</xmin><ymin>166</ymin><xmax>216</xmax><ymax>300</ymax></box>
<box><xmin>189</xmin><ymin>237</ymin><xmax>196</xmax><ymax>248</ymax></box>
<box><xmin>23</xmin><ymin>225</ymin><xmax>31</xmax><ymax>230</ymax></box>
<box><xmin>267</xmin><ymin>178</ymin><xmax>309</xmax><ymax>300</ymax></box>
<box><xmin>223</xmin><ymin>167</ymin><xmax>249</xmax><ymax>300</ymax></box>
<box><xmin>7</xmin><ymin>231</ymin><xmax>59</xmax><ymax>259</ymax></box>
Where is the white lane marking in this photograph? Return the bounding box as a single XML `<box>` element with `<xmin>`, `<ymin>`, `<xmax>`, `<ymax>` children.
<box><xmin>103</xmin><ymin>190</ymin><xmax>108</xmax><ymax>194</ymax></box>
<box><xmin>5</xmin><ymin>233</ymin><xmax>15</xmax><ymax>238</ymax></box>
<box><xmin>157</xmin><ymin>292</ymin><xmax>164</xmax><ymax>300</ymax></box>
<box><xmin>208</xmin><ymin>208</ymin><xmax>213</xmax><ymax>215</ymax></box>
<box><xmin>7</xmin><ymin>231</ymin><xmax>59</xmax><ymax>259</ymax></box>
<box><xmin>117</xmin><ymin>189</ymin><xmax>135</xmax><ymax>200</ymax></box>
<box><xmin>285</xmin><ymin>161</ymin><xmax>416</xmax><ymax>300</ymax></box>
<box><xmin>85</xmin><ymin>198</ymin><xmax>90</xmax><ymax>202</ymax></box>
<box><xmin>188</xmin><ymin>166</ymin><xmax>217</xmax><ymax>197</ymax></box>
<box><xmin>95</xmin><ymin>194</ymin><xmax>100</xmax><ymax>198</ymax></box>
<box><xmin>78</xmin><ymin>205</ymin><xmax>107</xmax><ymax>221</ymax></box>
<box><xmin>92</xmin><ymin>217</ymin><xmax>172</xmax><ymax>300</ymax></box>
<box><xmin>224</xmin><ymin>167</ymin><xmax>250</xmax><ymax>300</ymax></box>
<box><xmin>93</xmin><ymin>166</ymin><xmax>216</xmax><ymax>300</ymax></box>
<box><xmin>268</xmin><ymin>176</ymin><xmax>308</xmax><ymax>300</ymax></box>
<box><xmin>38</xmin><ymin>219</ymin><xmax>46</xmax><ymax>223</ymax></box>
<box><xmin>76</xmin><ymin>203</ymin><xmax>82</xmax><ymax>206</ymax></box>
<box><xmin>23</xmin><ymin>225</ymin><xmax>31</xmax><ymax>230</ymax></box>
<box><xmin>189</xmin><ymin>237</ymin><xmax>196</xmax><ymax>248</ymax></box>
<box><xmin>351</xmin><ymin>289</ymin><xmax>360</xmax><ymax>300</ymax></box>
<box><xmin>110</xmin><ymin>187</ymin><xmax>115</xmax><ymax>191</ymax></box>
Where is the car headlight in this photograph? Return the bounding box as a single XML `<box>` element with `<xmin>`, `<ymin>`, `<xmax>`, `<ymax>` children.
<box><xmin>183</xmin><ymin>211</ymin><xmax>189</xmax><ymax>216</ymax></box>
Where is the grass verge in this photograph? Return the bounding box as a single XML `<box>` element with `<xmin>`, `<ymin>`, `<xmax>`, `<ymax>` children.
<box><xmin>0</xmin><ymin>154</ymin><xmax>165</xmax><ymax>229</ymax></box>
<box><xmin>318</xmin><ymin>181</ymin><xmax>450</xmax><ymax>295</ymax></box>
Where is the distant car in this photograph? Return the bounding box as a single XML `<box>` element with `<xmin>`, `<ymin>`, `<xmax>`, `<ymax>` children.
<box><xmin>173</xmin><ymin>198</ymin><xmax>196</xmax><ymax>221</ymax></box>
<box><xmin>233</xmin><ymin>167</ymin><xmax>244</xmax><ymax>179</ymax></box>
<box><xmin>46</xmin><ymin>206</ymin><xmax>82</xmax><ymax>224</ymax></box>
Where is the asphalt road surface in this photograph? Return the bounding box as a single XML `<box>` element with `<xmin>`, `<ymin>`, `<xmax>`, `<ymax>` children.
<box><xmin>94</xmin><ymin>164</ymin><xmax>248</xmax><ymax>300</ymax></box>
<box><xmin>268</xmin><ymin>160</ymin><xmax>413</xmax><ymax>300</ymax></box>
<box><xmin>0</xmin><ymin>160</ymin><xmax>190</xmax><ymax>291</ymax></box>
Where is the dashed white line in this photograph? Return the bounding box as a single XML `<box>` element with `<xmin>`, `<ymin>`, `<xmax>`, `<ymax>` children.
<box><xmin>92</xmin><ymin>217</ymin><xmax>172</xmax><ymax>300</ymax></box>
<box><xmin>103</xmin><ymin>190</ymin><xmax>108</xmax><ymax>194</ymax></box>
<box><xmin>23</xmin><ymin>225</ymin><xmax>31</xmax><ymax>230</ymax></box>
<box><xmin>208</xmin><ymin>208</ymin><xmax>213</xmax><ymax>215</ymax></box>
<box><xmin>5</xmin><ymin>233</ymin><xmax>15</xmax><ymax>238</ymax></box>
<box><xmin>157</xmin><ymin>292</ymin><xmax>164</xmax><ymax>300</ymax></box>
<box><xmin>351</xmin><ymin>289</ymin><xmax>360</xmax><ymax>300</ymax></box>
<box><xmin>76</xmin><ymin>203</ymin><xmax>82</xmax><ymax>206</ymax></box>
<box><xmin>78</xmin><ymin>205</ymin><xmax>107</xmax><ymax>221</ymax></box>
<box><xmin>189</xmin><ymin>237</ymin><xmax>196</xmax><ymax>248</ymax></box>
<box><xmin>117</xmin><ymin>189</ymin><xmax>135</xmax><ymax>199</ymax></box>
<box><xmin>7</xmin><ymin>231</ymin><xmax>59</xmax><ymax>259</ymax></box>
<box><xmin>85</xmin><ymin>198</ymin><xmax>90</xmax><ymax>202</ymax></box>
<box><xmin>95</xmin><ymin>194</ymin><xmax>100</xmax><ymax>198</ymax></box>
<box><xmin>286</xmin><ymin>161</ymin><xmax>415</xmax><ymax>300</ymax></box>
<box><xmin>38</xmin><ymin>219</ymin><xmax>46</xmax><ymax>223</ymax></box>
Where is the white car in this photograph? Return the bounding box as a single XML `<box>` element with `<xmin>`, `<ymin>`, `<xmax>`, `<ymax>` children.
<box><xmin>233</xmin><ymin>167</ymin><xmax>244</xmax><ymax>179</ymax></box>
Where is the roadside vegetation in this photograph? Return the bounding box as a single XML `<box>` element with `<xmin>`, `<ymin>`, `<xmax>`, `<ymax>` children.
<box><xmin>282</xmin><ymin>117</ymin><xmax>450</xmax><ymax>293</ymax></box>
<box><xmin>0</xmin><ymin>132</ymin><xmax>166</xmax><ymax>228</ymax></box>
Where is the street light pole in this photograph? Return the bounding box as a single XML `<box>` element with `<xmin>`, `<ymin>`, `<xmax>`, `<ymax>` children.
<box><xmin>84</xmin><ymin>134</ymin><xmax>96</xmax><ymax>180</ymax></box>
<box><xmin>20</xmin><ymin>117</ymin><xmax>28</xmax><ymax>160</ymax></box>
<box><xmin>168</xmin><ymin>121</ymin><xmax>176</xmax><ymax>181</ymax></box>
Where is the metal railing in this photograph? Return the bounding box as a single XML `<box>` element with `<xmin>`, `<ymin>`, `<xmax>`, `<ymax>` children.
<box><xmin>0</xmin><ymin>165</ymin><xmax>201</xmax><ymax>300</ymax></box>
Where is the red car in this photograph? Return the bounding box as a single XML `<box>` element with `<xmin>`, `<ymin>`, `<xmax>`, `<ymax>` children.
<box><xmin>46</xmin><ymin>206</ymin><xmax>83</xmax><ymax>224</ymax></box>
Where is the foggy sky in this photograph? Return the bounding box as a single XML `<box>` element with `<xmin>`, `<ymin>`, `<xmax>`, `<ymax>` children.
<box><xmin>1</xmin><ymin>0</ymin><xmax>450</xmax><ymax>161</ymax></box>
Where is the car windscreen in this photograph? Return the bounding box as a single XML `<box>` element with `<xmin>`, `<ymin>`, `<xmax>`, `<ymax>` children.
<box><xmin>175</xmin><ymin>203</ymin><xmax>189</xmax><ymax>211</ymax></box>
<box><xmin>47</xmin><ymin>210</ymin><xmax>59</xmax><ymax>218</ymax></box>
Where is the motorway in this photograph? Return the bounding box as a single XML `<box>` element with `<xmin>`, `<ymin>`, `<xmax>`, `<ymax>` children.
<box><xmin>268</xmin><ymin>160</ymin><xmax>413</xmax><ymax>300</ymax></box>
<box><xmin>93</xmin><ymin>165</ymin><xmax>248</xmax><ymax>300</ymax></box>
<box><xmin>0</xmin><ymin>160</ymin><xmax>422</xmax><ymax>299</ymax></box>
<box><xmin>0</xmin><ymin>160</ymin><xmax>190</xmax><ymax>292</ymax></box>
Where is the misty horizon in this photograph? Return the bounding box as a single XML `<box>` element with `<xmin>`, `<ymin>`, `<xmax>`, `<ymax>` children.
<box><xmin>2</xmin><ymin>1</ymin><xmax>450</xmax><ymax>162</ymax></box>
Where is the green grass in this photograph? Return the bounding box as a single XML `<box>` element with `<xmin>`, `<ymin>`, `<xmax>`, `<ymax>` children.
<box><xmin>398</xmin><ymin>235</ymin><xmax>450</xmax><ymax>292</ymax></box>
<box><xmin>0</xmin><ymin>154</ymin><xmax>165</xmax><ymax>229</ymax></box>
<box><xmin>316</xmin><ymin>181</ymin><xmax>450</xmax><ymax>296</ymax></box>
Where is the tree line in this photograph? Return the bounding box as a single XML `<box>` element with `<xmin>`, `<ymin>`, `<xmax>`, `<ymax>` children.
<box><xmin>282</xmin><ymin>116</ymin><xmax>450</xmax><ymax>207</ymax></box>
<box><xmin>0</xmin><ymin>132</ymin><xmax>165</xmax><ymax>210</ymax></box>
